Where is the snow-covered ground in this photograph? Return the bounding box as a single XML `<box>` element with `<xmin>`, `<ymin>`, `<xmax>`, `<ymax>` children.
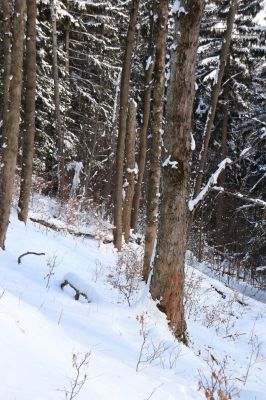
<box><xmin>0</xmin><ymin>198</ymin><xmax>265</xmax><ymax>399</ymax></box>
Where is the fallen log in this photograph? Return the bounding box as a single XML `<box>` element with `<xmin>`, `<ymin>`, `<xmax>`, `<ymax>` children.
<box><xmin>29</xmin><ymin>217</ymin><xmax>112</xmax><ymax>243</ymax></box>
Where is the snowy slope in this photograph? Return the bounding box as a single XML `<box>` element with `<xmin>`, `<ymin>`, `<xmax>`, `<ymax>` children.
<box><xmin>0</xmin><ymin>200</ymin><xmax>265</xmax><ymax>399</ymax></box>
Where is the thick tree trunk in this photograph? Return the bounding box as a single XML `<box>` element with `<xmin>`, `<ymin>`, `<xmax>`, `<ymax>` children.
<box><xmin>131</xmin><ymin>19</ymin><xmax>156</xmax><ymax>232</ymax></box>
<box><xmin>51</xmin><ymin>0</ymin><xmax>64</xmax><ymax>196</ymax></box>
<box><xmin>113</xmin><ymin>0</ymin><xmax>140</xmax><ymax>250</ymax></box>
<box><xmin>0</xmin><ymin>0</ymin><xmax>26</xmax><ymax>249</ymax></box>
<box><xmin>122</xmin><ymin>99</ymin><xmax>137</xmax><ymax>243</ymax></box>
<box><xmin>1</xmin><ymin>0</ymin><xmax>12</xmax><ymax>148</ymax></box>
<box><xmin>150</xmin><ymin>0</ymin><xmax>205</xmax><ymax>340</ymax></box>
<box><xmin>193</xmin><ymin>0</ymin><xmax>238</xmax><ymax>196</ymax></box>
<box><xmin>18</xmin><ymin>0</ymin><xmax>37</xmax><ymax>223</ymax></box>
<box><xmin>143</xmin><ymin>0</ymin><xmax>169</xmax><ymax>281</ymax></box>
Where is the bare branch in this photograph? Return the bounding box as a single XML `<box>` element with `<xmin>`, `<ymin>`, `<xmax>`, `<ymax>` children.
<box><xmin>18</xmin><ymin>251</ymin><xmax>45</xmax><ymax>264</ymax></box>
<box><xmin>212</xmin><ymin>187</ymin><xmax>266</xmax><ymax>208</ymax></box>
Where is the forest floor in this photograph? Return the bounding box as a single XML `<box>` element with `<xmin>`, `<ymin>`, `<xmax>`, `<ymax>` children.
<box><xmin>0</xmin><ymin>195</ymin><xmax>265</xmax><ymax>400</ymax></box>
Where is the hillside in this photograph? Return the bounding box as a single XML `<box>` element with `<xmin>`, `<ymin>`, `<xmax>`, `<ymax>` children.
<box><xmin>0</xmin><ymin>198</ymin><xmax>265</xmax><ymax>400</ymax></box>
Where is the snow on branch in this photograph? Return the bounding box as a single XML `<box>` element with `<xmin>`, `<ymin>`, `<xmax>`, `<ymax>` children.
<box><xmin>190</xmin><ymin>131</ymin><xmax>266</xmax><ymax>211</ymax></box>
<box><xmin>212</xmin><ymin>187</ymin><xmax>266</xmax><ymax>208</ymax></box>
<box><xmin>188</xmin><ymin>158</ymin><xmax>232</xmax><ymax>211</ymax></box>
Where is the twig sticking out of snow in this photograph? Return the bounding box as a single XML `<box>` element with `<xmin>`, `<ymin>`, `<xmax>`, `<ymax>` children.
<box><xmin>18</xmin><ymin>251</ymin><xmax>45</xmax><ymax>264</ymax></box>
<box><xmin>60</xmin><ymin>279</ymin><xmax>91</xmax><ymax>302</ymax></box>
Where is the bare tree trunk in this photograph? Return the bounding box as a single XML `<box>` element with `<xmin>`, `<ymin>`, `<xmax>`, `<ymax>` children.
<box><xmin>122</xmin><ymin>99</ymin><xmax>137</xmax><ymax>243</ymax></box>
<box><xmin>130</xmin><ymin>52</ymin><xmax>155</xmax><ymax>233</ymax></box>
<box><xmin>1</xmin><ymin>0</ymin><xmax>12</xmax><ymax>148</ymax></box>
<box><xmin>18</xmin><ymin>0</ymin><xmax>37</xmax><ymax>223</ymax></box>
<box><xmin>83</xmin><ymin>114</ymin><xmax>100</xmax><ymax>199</ymax></box>
<box><xmin>51</xmin><ymin>0</ymin><xmax>64</xmax><ymax>196</ymax></box>
<box><xmin>142</xmin><ymin>0</ymin><xmax>169</xmax><ymax>281</ymax></box>
<box><xmin>215</xmin><ymin>86</ymin><xmax>229</xmax><ymax>242</ymax></box>
<box><xmin>65</xmin><ymin>0</ymin><xmax>70</xmax><ymax>81</ymax></box>
<box><xmin>113</xmin><ymin>0</ymin><xmax>140</xmax><ymax>251</ymax></box>
<box><xmin>193</xmin><ymin>0</ymin><xmax>238</xmax><ymax>196</ymax></box>
<box><xmin>131</xmin><ymin>9</ymin><xmax>156</xmax><ymax>232</ymax></box>
<box><xmin>150</xmin><ymin>0</ymin><xmax>205</xmax><ymax>340</ymax></box>
<box><xmin>0</xmin><ymin>0</ymin><xmax>26</xmax><ymax>249</ymax></box>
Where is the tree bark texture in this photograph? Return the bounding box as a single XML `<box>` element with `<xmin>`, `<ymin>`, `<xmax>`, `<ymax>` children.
<box><xmin>0</xmin><ymin>0</ymin><xmax>26</xmax><ymax>249</ymax></box>
<box><xmin>150</xmin><ymin>0</ymin><xmax>205</xmax><ymax>339</ymax></box>
<box><xmin>51</xmin><ymin>0</ymin><xmax>65</xmax><ymax>196</ymax></box>
<box><xmin>143</xmin><ymin>0</ymin><xmax>169</xmax><ymax>281</ymax></box>
<box><xmin>1</xmin><ymin>0</ymin><xmax>12</xmax><ymax>148</ymax></box>
<box><xmin>193</xmin><ymin>0</ymin><xmax>239</xmax><ymax>197</ymax></box>
<box><xmin>122</xmin><ymin>99</ymin><xmax>137</xmax><ymax>243</ymax></box>
<box><xmin>18</xmin><ymin>0</ymin><xmax>37</xmax><ymax>223</ymax></box>
<box><xmin>113</xmin><ymin>0</ymin><xmax>140</xmax><ymax>251</ymax></box>
<box><xmin>131</xmin><ymin>11</ymin><xmax>156</xmax><ymax>233</ymax></box>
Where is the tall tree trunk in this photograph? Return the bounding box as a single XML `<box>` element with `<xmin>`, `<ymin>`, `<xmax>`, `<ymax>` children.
<box><xmin>150</xmin><ymin>0</ymin><xmax>205</xmax><ymax>340</ymax></box>
<box><xmin>193</xmin><ymin>0</ymin><xmax>238</xmax><ymax>197</ymax></box>
<box><xmin>122</xmin><ymin>99</ymin><xmax>137</xmax><ymax>243</ymax></box>
<box><xmin>130</xmin><ymin>51</ymin><xmax>155</xmax><ymax>232</ymax></box>
<box><xmin>51</xmin><ymin>0</ymin><xmax>64</xmax><ymax>196</ymax></box>
<box><xmin>142</xmin><ymin>0</ymin><xmax>169</xmax><ymax>281</ymax></box>
<box><xmin>1</xmin><ymin>0</ymin><xmax>12</xmax><ymax>148</ymax></box>
<box><xmin>215</xmin><ymin>86</ymin><xmax>229</xmax><ymax>242</ymax></box>
<box><xmin>113</xmin><ymin>0</ymin><xmax>140</xmax><ymax>251</ymax></box>
<box><xmin>0</xmin><ymin>0</ymin><xmax>26</xmax><ymax>249</ymax></box>
<box><xmin>131</xmin><ymin>6</ymin><xmax>156</xmax><ymax>232</ymax></box>
<box><xmin>65</xmin><ymin>0</ymin><xmax>70</xmax><ymax>81</ymax></box>
<box><xmin>18</xmin><ymin>0</ymin><xmax>37</xmax><ymax>223</ymax></box>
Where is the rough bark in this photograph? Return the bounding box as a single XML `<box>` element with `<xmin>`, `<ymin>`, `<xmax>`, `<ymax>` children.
<box><xmin>18</xmin><ymin>0</ymin><xmax>37</xmax><ymax>223</ymax></box>
<box><xmin>194</xmin><ymin>0</ymin><xmax>239</xmax><ymax>197</ymax></box>
<box><xmin>150</xmin><ymin>0</ymin><xmax>205</xmax><ymax>340</ymax></box>
<box><xmin>122</xmin><ymin>99</ymin><xmax>137</xmax><ymax>243</ymax></box>
<box><xmin>113</xmin><ymin>0</ymin><xmax>140</xmax><ymax>250</ymax></box>
<box><xmin>0</xmin><ymin>0</ymin><xmax>26</xmax><ymax>249</ymax></box>
<box><xmin>51</xmin><ymin>0</ymin><xmax>65</xmax><ymax>196</ymax></box>
<box><xmin>1</xmin><ymin>0</ymin><xmax>12</xmax><ymax>148</ymax></box>
<box><xmin>143</xmin><ymin>0</ymin><xmax>169</xmax><ymax>281</ymax></box>
<box><xmin>131</xmin><ymin>16</ymin><xmax>156</xmax><ymax>232</ymax></box>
